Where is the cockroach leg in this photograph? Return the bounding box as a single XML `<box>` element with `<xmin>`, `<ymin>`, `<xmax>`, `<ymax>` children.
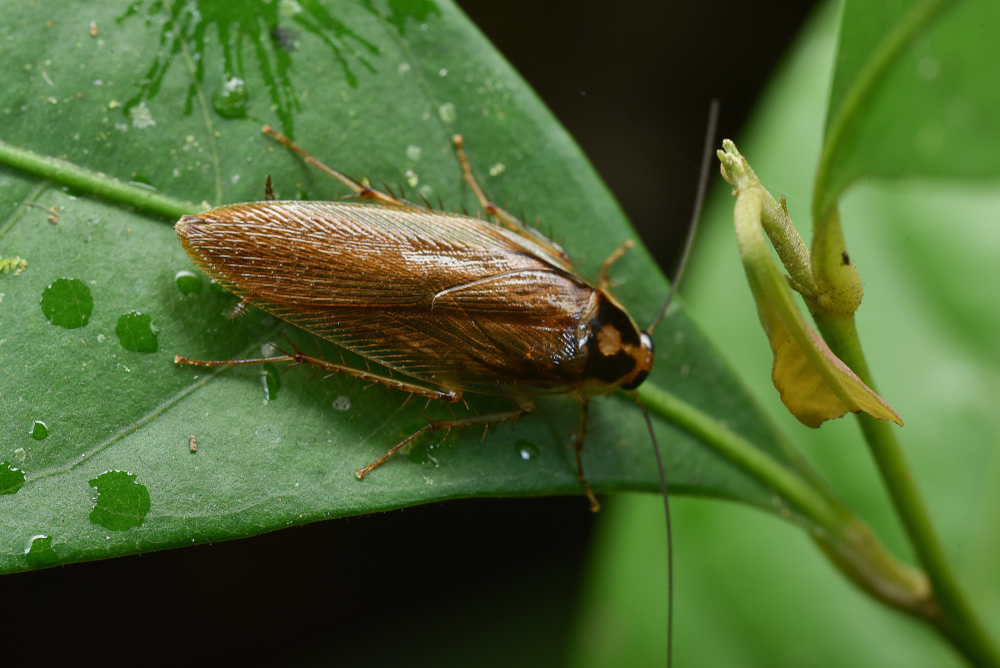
<box><xmin>573</xmin><ymin>399</ymin><xmax>600</xmax><ymax>512</ymax></box>
<box><xmin>262</xmin><ymin>124</ymin><xmax>414</xmax><ymax>208</ymax></box>
<box><xmin>355</xmin><ymin>400</ymin><xmax>535</xmax><ymax>480</ymax></box>
<box><xmin>451</xmin><ymin>135</ymin><xmax>571</xmax><ymax>262</ymax></box>
<box><xmin>264</xmin><ymin>175</ymin><xmax>274</xmax><ymax>202</ymax></box>
<box><xmin>452</xmin><ymin>134</ymin><xmax>521</xmax><ymax>229</ymax></box>
<box><xmin>598</xmin><ymin>239</ymin><xmax>636</xmax><ymax>291</ymax></box>
<box><xmin>175</xmin><ymin>349</ymin><xmax>460</xmax><ymax>404</ymax></box>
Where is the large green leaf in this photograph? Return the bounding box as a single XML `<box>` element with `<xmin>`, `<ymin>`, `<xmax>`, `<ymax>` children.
<box><xmin>0</xmin><ymin>0</ymin><xmax>791</xmax><ymax>573</ymax></box>
<box><xmin>816</xmin><ymin>0</ymin><xmax>1000</xmax><ymax>212</ymax></box>
<box><xmin>572</xmin><ymin>1</ymin><xmax>1000</xmax><ymax>665</ymax></box>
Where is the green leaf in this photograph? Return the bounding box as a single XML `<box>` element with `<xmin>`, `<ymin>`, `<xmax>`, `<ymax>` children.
<box><xmin>0</xmin><ymin>0</ymin><xmax>792</xmax><ymax>573</ymax></box>
<box><xmin>816</xmin><ymin>0</ymin><xmax>1000</xmax><ymax>214</ymax></box>
<box><xmin>574</xmin><ymin>1</ymin><xmax>1000</xmax><ymax>664</ymax></box>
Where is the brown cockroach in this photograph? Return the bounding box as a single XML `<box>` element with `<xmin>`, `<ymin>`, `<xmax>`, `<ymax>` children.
<box><xmin>175</xmin><ymin>107</ymin><xmax>719</xmax><ymax>666</ymax></box>
<box><xmin>174</xmin><ymin>112</ymin><xmax>715</xmax><ymax>516</ymax></box>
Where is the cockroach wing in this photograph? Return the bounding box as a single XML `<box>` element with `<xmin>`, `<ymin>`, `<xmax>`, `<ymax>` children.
<box><xmin>176</xmin><ymin>201</ymin><xmax>600</xmax><ymax>395</ymax></box>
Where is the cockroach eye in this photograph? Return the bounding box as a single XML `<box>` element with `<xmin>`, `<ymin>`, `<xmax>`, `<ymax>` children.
<box><xmin>621</xmin><ymin>331</ymin><xmax>654</xmax><ymax>390</ymax></box>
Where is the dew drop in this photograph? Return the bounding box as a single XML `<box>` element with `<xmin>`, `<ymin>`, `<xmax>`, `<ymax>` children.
<box><xmin>0</xmin><ymin>461</ymin><xmax>26</xmax><ymax>495</ymax></box>
<box><xmin>129</xmin><ymin>101</ymin><xmax>156</xmax><ymax>129</ymax></box>
<box><xmin>88</xmin><ymin>470</ymin><xmax>151</xmax><ymax>531</ymax></box>
<box><xmin>129</xmin><ymin>173</ymin><xmax>155</xmax><ymax>189</ymax></box>
<box><xmin>438</xmin><ymin>102</ymin><xmax>456</xmax><ymax>124</ymax></box>
<box><xmin>212</xmin><ymin>76</ymin><xmax>248</xmax><ymax>119</ymax></box>
<box><xmin>174</xmin><ymin>270</ymin><xmax>203</xmax><ymax>295</ymax></box>
<box><xmin>515</xmin><ymin>439</ymin><xmax>539</xmax><ymax>461</ymax></box>
<box><xmin>24</xmin><ymin>535</ymin><xmax>59</xmax><ymax>568</ymax></box>
<box><xmin>115</xmin><ymin>310</ymin><xmax>159</xmax><ymax>353</ymax></box>
<box><xmin>30</xmin><ymin>420</ymin><xmax>49</xmax><ymax>440</ymax></box>
<box><xmin>261</xmin><ymin>362</ymin><xmax>281</xmax><ymax>400</ymax></box>
<box><xmin>332</xmin><ymin>396</ymin><xmax>351</xmax><ymax>411</ymax></box>
<box><xmin>407</xmin><ymin>441</ymin><xmax>445</xmax><ymax>466</ymax></box>
<box><xmin>40</xmin><ymin>278</ymin><xmax>93</xmax><ymax>329</ymax></box>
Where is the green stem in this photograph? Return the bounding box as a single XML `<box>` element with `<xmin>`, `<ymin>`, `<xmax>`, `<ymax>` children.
<box><xmin>640</xmin><ymin>382</ymin><xmax>833</xmax><ymax>526</ymax></box>
<box><xmin>0</xmin><ymin>139</ymin><xmax>197</xmax><ymax>221</ymax></box>
<box><xmin>815</xmin><ymin>314</ymin><xmax>1000</xmax><ymax>668</ymax></box>
<box><xmin>636</xmin><ymin>381</ymin><xmax>933</xmax><ymax>617</ymax></box>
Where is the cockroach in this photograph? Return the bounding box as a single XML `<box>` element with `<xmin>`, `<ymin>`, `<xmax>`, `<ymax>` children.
<box><xmin>174</xmin><ymin>106</ymin><xmax>718</xmax><ymax>665</ymax></box>
<box><xmin>174</xmin><ymin>117</ymin><xmax>716</xmax><ymax>503</ymax></box>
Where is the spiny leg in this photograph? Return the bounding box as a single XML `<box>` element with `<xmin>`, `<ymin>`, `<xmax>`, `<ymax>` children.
<box><xmin>598</xmin><ymin>238</ymin><xmax>635</xmax><ymax>291</ymax></box>
<box><xmin>451</xmin><ymin>135</ymin><xmax>570</xmax><ymax>262</ymax></box>
<box><xmin>573</xmin><ymin>399</ymin><xmax>601</xmax><ymax>512</ymax></box>
<box><xmin>262</xmin><ymin>124</ymin><xmax>411</xmax><ymax>208</ymax></box>
<box><xmin>175</xmin><ymin>345</ymin><xmax>460</xmax><ymax>404</ymax></box>
<box><xmin>264</xmin><ymin>175</ymin><xmax>274</xmax><ymax>202</ymax></box>
<box><xmin>355</xmin><ymin>399</ymin><xmax>535</xmax><ymax>479</ymax></box>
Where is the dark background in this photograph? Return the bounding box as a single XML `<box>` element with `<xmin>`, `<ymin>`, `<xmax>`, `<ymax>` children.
<box><xmin>8</xmin><ymin>1</ymin><xmax>819</xmax><ymax>664</ymax></box>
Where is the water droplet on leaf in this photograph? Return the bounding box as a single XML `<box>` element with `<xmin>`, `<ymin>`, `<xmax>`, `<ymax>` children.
<box><xmin>115</xmin><ymin>311</ymin><xmax>159</xmax><ymax>353</ymax></box>
<box><xmin>30</xmin><ymin>420</ymin><xmax>49</xmax><ymax>440</ymax></box>
<box><xmin>408</xmin><ymin>441</ymin><xmax>446</xmax><ymax>466</ymax></box>
<box><xmin>88</xmin><ymin>470</ymin><xmax>151</xmax><ymax>531</ymax></box>
<box><xmin>24</xmin><ymin>535</ymin><xmax>59</xmax><ymax>568</ymax></box>
<box><xmin>261</xmin><ymin>362</ymin><xmax>280</xmax><ymax>400</ymax></box>
<box><xmin>212</xmin><ymin>76</ymin><xmax>248</xmax><ymax>119</ymax></box>
<box><xmin>175</xmin><ymin>270</ymin><xmax>203</xmax><ymax>295</ymax></box>
<box><xmin>0</xmin><ymin>461</ymin><xmax>26</xmax><ymax>495</ymax></box>
<box><xmin>40</xmin><ymin>278</ymin><xmax>93</xmax><ymax>329</ymax></box>
<box><xmin>515</xmin><ymin>439</ymin><xmax>539</xmax><ymax>461</ymax></box>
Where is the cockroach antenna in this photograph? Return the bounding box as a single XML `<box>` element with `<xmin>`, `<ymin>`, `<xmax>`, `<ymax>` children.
<box><xmin>647</xmin><ymin>98</ymin><xmax>720</xmax><ymax>336</ymax></box>
<box><xmin>633</xmin><ymin>98</ymin><xmax>719</xmax><ymax>668</ymax></box>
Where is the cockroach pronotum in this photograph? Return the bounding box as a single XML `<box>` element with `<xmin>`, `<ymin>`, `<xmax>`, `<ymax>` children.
<box><xmin>174</xmin><ymin>105</ymin><xmax>718</xmax><ymax>665</ymax></box>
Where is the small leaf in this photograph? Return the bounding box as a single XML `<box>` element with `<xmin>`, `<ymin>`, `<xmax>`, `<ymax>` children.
<box><xmin>766</xmin><ymin>305</ymin><xmax>900</xmax><ymax>428</ymax></box>
<box><xmin>817</xmin><ymin>0</ymin><xmax>1000</xmax><ymax>213</ymax></box>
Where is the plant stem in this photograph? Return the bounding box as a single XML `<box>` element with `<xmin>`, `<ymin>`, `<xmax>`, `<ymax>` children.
<box><xmin>815</xmin><ymin>313</ymin><xmax>1000</xmax><ymax>668</ymax></box>
<box><xmin>636</xmin><ymin>382</ymin><xmax>934</xmax><ymax>618</ymax></box>
<box><xmin>0</xmin><ymin>139</ymin><xmax>197</xmax><ymax>221</ymax></box>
